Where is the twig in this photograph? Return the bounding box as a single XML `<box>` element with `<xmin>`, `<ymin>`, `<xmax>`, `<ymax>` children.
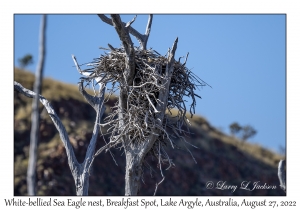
<box><xmin>153</xmin><ymin>141</ymin><xmax>165</xmax><ymax>195</ymax></box>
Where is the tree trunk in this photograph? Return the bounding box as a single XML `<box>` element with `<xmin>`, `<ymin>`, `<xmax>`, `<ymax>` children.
<box><xmin>98</xmin><ymin>15</ymin><xmax>180</xmax><ymax>196</ymax></box>
<box><xmin>124</xmin><ymin>151</ymin><xmax>143</xmax><ymax>196</ymax></box>
<box><xmin>74</xmin><ymin>165</ymin><xmax>90</xmax><ymax>196</ymax></box>
<box><xmin>27</xmin><ymin>14</ymin><xmax>46</xmax><ymax>196</ymax></box>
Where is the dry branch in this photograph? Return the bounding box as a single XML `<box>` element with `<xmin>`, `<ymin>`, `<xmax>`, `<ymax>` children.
<box><xmin>94</xmin><ymin>14</ymin><xmax>208</xmax><ymax>195</ymax></box>
<box><xmin>14</xmin><ymin>81</ymin><xmax>79</xmax><ymax>171</ymax></box>
<box><xmin>83</xmin><ymin>44</ymin><xmax>206</xmax><ymax>150</ymax></box>
<box><xmin>79</xmin><ymin>37</ymin><xmax>208</xmax><ymax>195</ymax></box>
<box><xmin>110</xmin><ymin>14</ymin><xmax>136</xmax><ymax>86</ymax></box>
<box><xmin>278</xmin><ymin>160</ymin><xmax>286</xmax><ymax>192</ymax></box>
<box><xmin>27</xmin><ymin>14</ymin><xmax>47</xmax><ymax>196</ymax></box>
<box><xmin>14</xmin><ymin>76</ymin><xmax>107</xmax><ymax>195</ymax></box>
<box><xmin>98</xmin><ymin>14</ymin><xmax>153</xmax><ymax>50</ymax></box>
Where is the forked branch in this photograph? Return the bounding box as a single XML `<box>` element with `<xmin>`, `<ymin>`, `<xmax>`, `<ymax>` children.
<box><xmin>110</xmin><ymin>14</ymin><xmax>136</xmax><ymax>86</ymax></box>
<box><xmin>98</xmin><ymin>14</ymin><xmax>153</xmax><ymax>50</ymax></box>
<box><xmin>14</xmin><ymin>81</ymin><xmax>79</xmax><ymax>172</ymax></box>
<box><xmin>92</xmin><ymin>14</ymin><xmax>208</xmax><ymax>195</ymax></box>
<box><xmin>14</xmin><ymin>78</ymin><xmax>106</xmax><ymax>195</ymax></box>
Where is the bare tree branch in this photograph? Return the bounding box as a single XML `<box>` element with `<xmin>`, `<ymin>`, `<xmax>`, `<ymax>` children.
<box><xmin>14</xmin><ymin>81</ymin><xmax>79</xmax><ymax>172</ymax></box>
<box><xmin>155</xmin><ymin>37</ymin><xmax>178</xmax><ymax>125</ymax></box>
<box><xmin>72</xmin><ymin>54</ymin><xmax>82</xmax><ymax>73</ymax></box>
<box><xmin>78</xmin><ymin>80</ymin><xmax>99</xmax><ymax>110</ymax></box>
<box><xmin>82</xmin><ymin>83</ymin><xmax>106</xmax><ymax>165</ymax></box>
<box><xmin>125</xmin><ymin>15</ymin><xmax>137</xmax><ymax>28</ymax></box>
<box><xmin>74</xmin><ymin>83</ymin><xmax>106</xmax><ymax>195</ymax></box>
<box><xmin>71</xmin><ymin>54</ymin><xmax>109</xmax><ymax>194</ymax></box>
<box><xmin>143</xmin><ymin>14</ymin><xmax>153</xmax><ymax>49</ymax></box>
<box><xmin>15</xmin><ymin>79</ymin><xmax>106</xmax><ymax>195</ymax></box>
<box><xmin>153</xmin><ymin>141</ymin><xmax>165</xmax><ymax>196</ymax></box>
<box><xmin>98</xmin><ymin>14</ymin><xmax>153</xmax><ymax>50</ymax></box>
<box><xmin>108</xmin><ymin>15</ymin><xmax>137</xmax><ymax>148</ymax></box>
<box><xmin>278</xmin><ymin>159</ymin><xmax>286</xmax><ymax>192</ymax></box>
<box><xmin>27</xmin><ymin>14</ymin><xmax>46</xmax><ymax>196</ymax></box>
<box><xmin>98</xmin><ymin>14</ymin><xmax>143</xmax><ymax>46</ymax></box>
<box><xmin>110</xmin><ymin>14</ymin><xmax>136</xmax><ymax>86</ymax></box>
<box><xmin>107</xmin><ymin>43</ymin><xmax>116</xmax><ymax>51</ymax></box>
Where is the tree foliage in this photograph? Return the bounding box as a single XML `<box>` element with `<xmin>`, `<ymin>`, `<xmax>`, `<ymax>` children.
<box><xmin>229</xmin><ymin>122</ymin><xmax>242</xmax><ymax>136</ymax></box>
<box><xmin>229</xmin><ymin>122</ymin><xmax>257</xmax><ymax>142</ymax></box>
<box><xmin>241</xmin><ymin>125</ymin><xmax>257</xmax><ymax>141</ymax></box>
<box><xmin>18</xmin><ymin>54</ymin><xmax>33</xmax><ymax>69</ymax></box>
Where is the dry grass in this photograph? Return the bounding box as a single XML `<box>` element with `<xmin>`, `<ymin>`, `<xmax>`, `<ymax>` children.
<box><xmin>190</xmin><ymin>114</ymin><xmax>284</xmax><ymax>168</ymax></box>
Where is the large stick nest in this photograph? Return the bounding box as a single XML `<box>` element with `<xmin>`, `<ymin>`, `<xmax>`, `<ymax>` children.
<box><xmin>82</xmin><ymin>47</ymin><xmax>208</xmax><ymax>163</ymax></box>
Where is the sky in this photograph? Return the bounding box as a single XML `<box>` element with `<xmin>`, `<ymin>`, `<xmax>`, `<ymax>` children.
<box><xmin>14</xmin><ymin>14</ymin><xmax>286</xmax><ymax>153</ymax></box>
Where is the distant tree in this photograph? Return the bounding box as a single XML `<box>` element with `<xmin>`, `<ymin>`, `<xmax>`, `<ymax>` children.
<box><xmin>18</xmin><ymin>54</ymin><xmax>33</xmax><ymax>69</ymax></box>
<box><xmin>229</xmin><ymin>123</ymin><xmax>257</xmax><ymax>142</ymax></box>
<box><xmin>241</xmin><ymin>125</ymin><xmax>257</xmax><ymax>141</ymax></box>
<box><xmin>229</xmin><ymin>122</ymin><xmax>242</xmax><ymax>136</ymax></box>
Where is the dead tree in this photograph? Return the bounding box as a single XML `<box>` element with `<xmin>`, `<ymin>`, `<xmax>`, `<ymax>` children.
<box><xmin>278</xmin><ymin>160</ymin><xmax>286</xmax><ymax>192</ymax></box>
<box><xmin>14</xmin><ymin>57</ymin><xmax>108</xmax><ymax>195</ymax></box>
<box><xmin>15</xmin><ymin>14</ymin><xmax>208</xmax><ymax>196</ymax></box>
<box><xmin>82</xmin><ymin>14</ymin><xmax>208</xmax><ymax>195</ymax></box>
<box><xmin>27</xmin><ymin>14</ymin><xmax>46</xmax><ymax>196</ymax></box>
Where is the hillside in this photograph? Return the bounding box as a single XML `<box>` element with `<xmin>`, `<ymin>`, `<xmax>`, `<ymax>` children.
<box><xmin>14</xmin><ymin>68</ymin><xmax>285</xmax><ymax>196</ymax></box>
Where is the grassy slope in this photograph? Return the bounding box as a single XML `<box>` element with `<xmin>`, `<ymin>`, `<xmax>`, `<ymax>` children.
<box><xmin>14</xmin><ymin>68</ymin><xmax>285</xmax><ymax>196</ymax></box>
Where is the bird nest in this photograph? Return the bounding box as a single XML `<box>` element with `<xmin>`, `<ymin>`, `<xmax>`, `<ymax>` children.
<box><xmin>82</xmin><ymin>47</ymin><xmax>208</xmax><ymax>163</ymax></box>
